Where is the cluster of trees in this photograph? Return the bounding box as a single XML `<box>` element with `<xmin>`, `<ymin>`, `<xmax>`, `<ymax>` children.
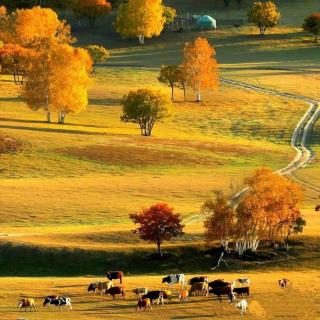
<box><xmin>0</xmin><ymin>6</ymin><xmax>93</xmax><ymax>123</ymax></box>
<box><xmin>121</xmin><ymin>37</ymin><xmax>219</xmax><ymax>137</ymax></box>
<box><xmin>158</xmin><ymin>37</ymin><xmax>219</xmax><ymax>102</ymax></box>
<box><xmin>129</xmin><ymin>169</ymin><xmax>306</xmax><ymax>259</ymax></box>
<box><xmin>203</xmin><ymin>168</ymin><xmax>306</xmax><ymax>255</ymax></box>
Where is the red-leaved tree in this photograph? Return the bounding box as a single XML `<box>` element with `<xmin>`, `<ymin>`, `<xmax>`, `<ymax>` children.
<box><xmin>130</xmin><ymin>203</ymin><xmax>184</xmax><ymax>257</ymax></box>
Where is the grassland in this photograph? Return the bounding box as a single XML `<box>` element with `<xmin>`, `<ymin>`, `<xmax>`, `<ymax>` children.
<box><xmin>0</xmin><ymin>1</ymin><xmax>319</xmax><ymax>312</ymax></box>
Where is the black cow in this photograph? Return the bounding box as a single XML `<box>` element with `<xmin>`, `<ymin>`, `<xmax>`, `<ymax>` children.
<box><xmin>209</xmin><ymin>280</ymin><xmax>234</xmax><ymax>302</ymax></box>
<box><xmin>188</xmin><ymin>276</ymin><xmax>208</xmax><ymax>285</ymax></box>
<box><xmin>105</xmin><ymin>286</ymin><xmax>126</xmax><ymax>299</ymax></box>
<box><xmin>142</xmin><ymin>291</ymin><xmax>164</xmax><ymax>305</ymax></box>
<box><xmin>315</xmin><ymin>205</ymin><xmax>320</xmax><ymax>212</ymax></box>
<box><xmin>106</xmin><ymin>271</ymin><xmax>123</xmax><ymax>284</ymax></box>
<box><xmin>233</xmin><ymin>287</ymin><xmax>250</xmax><ymax>298</ymax></box>
<box><xmin>43</xmin><ymin>295</ymin><xmax>59</xmax><ymax>307</ymax></box>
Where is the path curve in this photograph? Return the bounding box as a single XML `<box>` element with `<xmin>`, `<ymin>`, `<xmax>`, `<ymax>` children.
<box><xmin>183</xmin><ymin>79</ymin><xmax>320</xmax><ymax>225</ymax></box>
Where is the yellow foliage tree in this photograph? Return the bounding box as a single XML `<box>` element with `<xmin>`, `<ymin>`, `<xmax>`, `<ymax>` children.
<box><xmin>115</xmin><ymin>0</ymin><xmax>165</xmax><ymax>44</ymax></box>
<box><xmin>0</xmin><ymin>6</ymin><xmax>74</xmax><ymax>47</ymax></box>
<box><xmin>235</xmin><ymin>168</ymin><xmax>303</xmax><ymax>254</ymax></box>
<box><xmin>22</xmin><ymin>44</ymin><xmax>92</xmax><ymax>123</ymax></box>
<box><xmin>182</xmin><ymin>37</ymin><xmax>219</xmax><ymax>102</ymax></box>
<box><xmin>248</xmin><ymin>1</ymin><xmax>281</xmax><ymax>35</ymax></box>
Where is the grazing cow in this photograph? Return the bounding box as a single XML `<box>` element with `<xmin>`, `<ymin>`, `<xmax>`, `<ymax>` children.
<box><xmin>18</xmin><ymin>298</ymin><xmax>36</xmax><ymax>312</ymax></box>
<box><xmin>236</xmin><ymin>278</ymin><xmax>250</xmax><ymax>286</ymax></box>
<box><xmin>132</xmin><ymin>288</ymin><xmax>148</xmax><ymax>297</ymax></box>
<box><xmin>209</xmin><ymin>280</ymin><xmax>234</xmax><ymax>302</ymax></box>
<box><xmin>106</xmin><ymin>271</ymin><xmax>123</xmax><ymax>284</ymax></box>
<box><xmin>46</xmin><ymin>297</ymin><xmax>72</xmax><ymax>311</ymax></box>
<box><xmin>233</xmin><ymin>287</ymin><xmax>250</xmax><ymax>298</ymax></box>
<box><xmin>189</xmin><ymin>282</ymin><xmax>209</xmax><ymax>296</ymax></box>
<box><xmin>315</xmin><ymin>205</ymin><xmax>320</xmax><ymax>212</ymax></box>
<box><xmin>162</xmin><ymin>274</ymin><xmax>185</xmax><ymax>288</ymax></box>
<box><xmin>43</xmin><ymin>295</ymin><xmax>59</xmax><ymax>307</ymax></box>
<box><xmin>278</xmin><ymin>279</ymin><xmax>289</xmax><ymax>288</ymax></box>
<box><xmin>105</xmin><ymin>286</ymin><xmax>126</xmax><ymax>299</ymax></box>
<box><xmin>88</xmin><ymin>281</ymin><xmax>113</xmax><ymax>295</ymax></box>
<box><xmin>179</xmin><ymin>289</ymin><xmax>189</xmax><ymax>303</ymax></box>
<box><xmin>136</xmin><ymin>298</ymin><xmax>152</xmax><ymax>311</ymax></box>
<box><xmin>188</xmin><ymin>276</ymin><xmax>208</xmax><ymax>285</ymax></box>
<box><xmin>142</xmin><ymin>291</ymin><xmax>163</xmax><ymax>305</ymax></box>
<box><xmin>235</xmin><ymin>299</ymin><xmax>248</xmax><ymax>316</ymax></box>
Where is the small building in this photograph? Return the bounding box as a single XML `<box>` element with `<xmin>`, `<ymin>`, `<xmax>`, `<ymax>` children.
<box><xmin>197</xmin><ymin>15</ymin><xmax>217</xmax><ymax>30</ymax></box>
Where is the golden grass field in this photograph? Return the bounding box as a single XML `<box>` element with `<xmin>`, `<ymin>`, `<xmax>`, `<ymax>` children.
<box><xmin>0</xmin><ymin>1</ymin><xmax>319</xmax><ymax>318</ymax></box>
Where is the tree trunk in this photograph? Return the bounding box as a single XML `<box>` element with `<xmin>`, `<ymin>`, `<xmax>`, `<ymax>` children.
<box><xmin>196</xmin><ymin>90</ymin><xmax>201</xmax><ymax>102</ymax></box>
<box><xmin>138</xmin><ymin>35</ymin><xmax>145</xmax><ymax>45</ymax></box>
<box><xmin>157</xmin><ymin>241</ymin><xmax>162</xmax><ymax>258</ymax></box>
<box><xmin>58</xmin><ymin>112</ymin><xmax>66</xmax><ymax>124</ymax></box>
<box><xmin>47</xmin><ymin>111</ymin><xmax>51</xmax><ymax>123</ymax></box>
<box><xmin>171</xmin><ymin>85</ymin><xmax>174</xmax><ymax>100</ymax></box>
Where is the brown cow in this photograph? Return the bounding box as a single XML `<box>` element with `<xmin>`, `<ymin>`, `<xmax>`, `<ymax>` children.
<box><xmin>179</xmin><ymin>289</ymin><xmax>189</xmax><ymax>303</ymax></box>
<box><xmin>136</xmin><ymin>298</ymin><xmax>152</xmax><ymax>311</ymax></box>
<box><xmin>189</xmin><ymin>282</ymin><xmax>209</xmax><ymax>296</ymax></box>
<box><xmin>315</xmin><ymin>205</ymin><xmax>320</xmax><ymax>212</ymax></box>
<box><xmin>105</xmin><ymin>286</ymin><xmax>126</xmax><ymax>299</ymax></box>
<box><xmin>279</xmin><ymin>279</ymin><xmax>289</xmax><ymax>288</ymax></box>
<box><xmin>106</xmin><ymin>271</ymin><xmax>123</xmax><ymax>284</ymax></box>
<box><xmin>18</xmin><ymin>298</ymin><xmax>36</xmax><ymax>312</ymax></box>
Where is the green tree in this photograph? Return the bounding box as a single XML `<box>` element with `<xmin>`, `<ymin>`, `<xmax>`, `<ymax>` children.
<box><xmin>85</xmin><ymin>44</ymin><xmax>109</xmax><ymax>70</ymax></box>
<box><xmin>303</xmin><ymin>13</ymin><xmax>320</xmax><ymax>42</ymax></box>
<box><xmin>158</xmin><ymin>65</ymin><xmax>180</xmax><ymax>100</ymax></box>
<box><xmin>248</xmin><ymin>1</ymin><xmax>281</xmax><ymax>35</ymax></box>
<box><xmin>121</xmin><ymin>88</ymin><xmax>172</xmax><ymax>136</ymax></box>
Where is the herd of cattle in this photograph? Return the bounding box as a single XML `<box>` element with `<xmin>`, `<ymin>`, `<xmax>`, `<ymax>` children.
<box><xmin>17</xmin><ymin>271</ymin><xmax>290</xmax><ymax>316</ymax></box>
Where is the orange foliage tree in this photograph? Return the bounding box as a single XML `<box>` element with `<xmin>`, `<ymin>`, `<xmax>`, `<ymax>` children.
<box><xmin>203</xmin><ymin>191</ymin><xmax>235</xmax><ymax>250</ymax></box>
<box><xmin>0</xmin><ymin>43</ymin><xmax>35</xmax><ymax>85</ymax></box>
<box><xmin>235</xmin><ymin>168</ymin><xmax>303</xmax><ymax>254</ymax></box>
<box><xmin>73</xmin><ymin>0</ymin><xmax>112</xmax><ymax>27</ymax></box>
<box><xmin>130</xmin><ymin>203</ymin><xmax>184</xmax><ymax>257</ymax></box>
<box><xmin>182</xmin><ymin>37</ymin><xmax>219</xmax><ymax>102</ymax></box>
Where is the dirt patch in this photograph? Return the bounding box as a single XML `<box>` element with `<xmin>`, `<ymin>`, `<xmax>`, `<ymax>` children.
<box><xmin>59</xmin><ymin>144</ymin><xmax>224</xmax><ymax>167</ymax></box>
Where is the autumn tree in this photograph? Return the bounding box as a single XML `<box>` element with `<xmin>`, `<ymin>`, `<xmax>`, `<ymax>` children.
<box><xmin>22</xmin><ymin>44</ymin><xmax>92</xmax><ymax>123</ymax></box>
<box><xmin>235</xmin><ymin>168</ymin><xmax>303</xmax><ymax>254</ymax></box>
<box><xmin>115</xmin><ymin>0</ymin><xmax>165</xmax><ymax>44</ymax></box>
<box><xmin>248</xmin><ymin>1</ymin><xmax>281</xmax><ymax>36</ymax></box>
<box><xmin>73</xmin><ymin>0</ymin><xmax>112</xmax><ymax>27</ymax></box>
<box><xmin>130</xmin><ymin>203</ymin><xmax>184</xmax><ymax>257</ymax></box>
<box><xmin>203</xmin><ymin>191</ymin><xmax>235</xmax><ymax>250</ymax></box>
<box><xmin>0</xmin><ymin>43</ymin><xmax>34</xmax><ymax>85</ymax></box>
<box><xmin>121</xmin><ymin>88</ymin><xmax>172</xmax><ymax>136</ymax></box>
<box><xmin>182</xmin><ymin>37</ymin><xmax>219</xmax><ymax>102</ymax></box>
<box><xmin>158</xmin><ymin>65</ymin><xmax>180</xmax><ymax>100</ymax></box>
<box><xmin>163</xmin><ymin>5</ymin><xmax>176</xmax><ymax>28</ymax></box>
<box><xmin>0</xmin><ymin>6</ymin><xmax>74</xmax><ymax>47</ymax></box>
<box><xmin>85</xmin><ymin>44</ymin><xmax>109</xmax><ymax>69</ymax></box>
<box><xmin>303</xmin><ymin>13</ymin><xmax>320</xmax><ymax>42</ymax></box>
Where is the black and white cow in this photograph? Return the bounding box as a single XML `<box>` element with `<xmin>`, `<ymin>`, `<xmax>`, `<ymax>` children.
<box><xmin>43</xmin><ymin>295</ymin><xmax>59</xmax><ymax>307</ymax></box>
<box><xmin>44</xmin><ymin>297</ymin><xmax>72</xmax><ymax>311</ymax></box>
<box><xmin>162</xmin><ymin>274</ymin><xmax>185</xmax><ymax>288</ymax></box>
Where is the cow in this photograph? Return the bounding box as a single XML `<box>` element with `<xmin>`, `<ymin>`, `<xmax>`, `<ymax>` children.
<box><xmin>136</xmin><ymin>298</ymin><xmax>152</xmax><ymax>311</ymax></box>
<box><xmin>179</xmin><ymin>289</ymin><xmax>189</xmax><ymax>303</ymax></box>
<box><xmin>142</xmin><ymin>290</ymin><xmax>171</xmax><ymax>305</ymax></box>
<box><xmin>88</xmin><ymin>281</ymin><xmax>113</xmax><ymax>295</ymax></box>
<box><xmin>105</xmin><ymin>286</ymin><xmax>126</xmax><ymax>299</ymax></box>
<box><xmin>106</xmin><ymin>271</ymin><xmax>123</xmax><ymax>284</ymax></box>
<box><xmin>233</xmin><ymin>287</ymin><xmax>250</xmax><ymax>298</ymax></box>
<box><xmin>278</xmin><ymin>279</ymin><xmax>289</xmax><ymax>288</ymax></box>
<box><xmin>189</xmin><ymin>282</ymin><xmax>209</xmax><ymax>296</ymax></box>
<box><xmin>18</xmin><ymin>298</ymin><xmax>36</xmax><ymax>312</ymax></box>
<box><xmin>162</xmin><ymin>274</ymin><xmax>185</xmax><ymax>288</ymax></box>
<box><xmin>45</xmin><ymin>297</ymin><xmax>72</xmax><ymax>311</ymax></box>
<box><xmin>132</xmin><ymin>288</ymin><xmax>148</xmax><ymax>297</ymax></box>
<box><xmin>188</xmin><ymin>276</ymin><xmax>208</xmax><ymax>285</ymax></box>
<box><xmin>43</xmin><ymin>295</ymin><xmax>59</xmax><ymax>307</ymax></box>
<box><xmin>315</xmin><ymin>205</ymin><xmax>320</xmax><ymax>212</ymax></box>
<box><xmin>209</xmin><ymin>280</ymin><xmax>234</xmax><ymax>302</ymax></box>
<box><xmin>235</xmin><ymin>299</ymin><xmax>248</xmax><ymax>316</ymax></box>
<box><xmin>236</xmin><ymin>278</ymin><xmax>250</xmax><ymax>286</ymax></box>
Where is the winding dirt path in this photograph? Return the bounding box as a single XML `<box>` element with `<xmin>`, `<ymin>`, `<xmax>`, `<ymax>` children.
<box><xmin>183</xmin><ymin>79</ymin><xmax>320</xmax><ymax>225</ymax></box>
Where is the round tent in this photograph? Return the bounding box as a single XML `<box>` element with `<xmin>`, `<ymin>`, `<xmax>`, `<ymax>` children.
<box><xmin>197</xmin><ymin>15</ymin><xmax>217</xmax><ymax>29</ymax></box>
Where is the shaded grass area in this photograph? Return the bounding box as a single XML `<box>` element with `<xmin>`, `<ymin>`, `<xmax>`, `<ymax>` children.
<box><xmin>0</xmin><ymin>234</ymin><xmax>319</xmax><ymax>277</ymax></box>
